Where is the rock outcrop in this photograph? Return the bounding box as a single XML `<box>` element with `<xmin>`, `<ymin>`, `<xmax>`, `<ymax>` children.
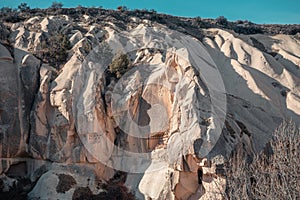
<box><xmin>0</xmin><ymin>11</ymin><xmax>299</xmax><ymax>200</ymax></box>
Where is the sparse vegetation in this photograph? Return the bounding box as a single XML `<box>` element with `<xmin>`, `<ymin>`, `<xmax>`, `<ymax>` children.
<box><xmin>34</xmin><ymin>34</ymin><xmax>71</xmax><ymax>68</ymax></box>
<box><xmin>0</xmin><ymin>6</ymin><xmax>299</xmax><ymax>36</ymax></box>
<box><xmin>50</xmin><ymin>1</ymin><xmax>63</xmax><ymax>9</ymax></box>
<box><xmin>0</xmin><ymin>7</ymin><xmax>23</xmax><ymax>23</ymax></box>
<box><xmin>48</xmin><ymin>33</ymin><xmax>71</xmax><ymax>65</ymax></box>
<box><xmin>216</xmin><ymin>16</ymin><xmax>228</xmax><ymax>26</ymax></box>
<box><xmin>109</xmin><ymin>53</ymin><xmax>132</xmax><ymax>78</ymax></box>
<box><xmin>233</xmin><ymin>21</ymin><xmax>264</xmax><ymax>34</ymax></box>
<box><xmin>0</xmin><ymin>7</ymin><xmax>15</xmax><ymax>14</ymax></box>
<box><xmin>18</xmin><ymin>3</ymin><xmax>30</xmax><ymax>12</ymax></box>
<box><xmin>225</xmin><ymin>121</ymin><xmax>300</xmax><ymax>200</ymax></box>
<box><xmin>117</xmin><ymin>6</ymin><xmax>129</xmax><ymax>12</ymax></box>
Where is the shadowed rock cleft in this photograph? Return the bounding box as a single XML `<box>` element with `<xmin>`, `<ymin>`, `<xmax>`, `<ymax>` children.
<box><xmin>56</xmin><ymin>174</ymin><xmax>77</xmax><ymax>193</ymax></box>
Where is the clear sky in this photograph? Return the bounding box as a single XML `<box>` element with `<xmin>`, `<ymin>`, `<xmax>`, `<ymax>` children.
<box><xmin>1</xmin><ymin>0</ymin><xmax>299</xmax><ymax>24</ymax></box>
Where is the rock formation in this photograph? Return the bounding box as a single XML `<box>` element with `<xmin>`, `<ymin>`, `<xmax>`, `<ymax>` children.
<box><xmin>0</xmin><ymin>10</ymin><xmax>299</xmax><ymax>199</ymax></box>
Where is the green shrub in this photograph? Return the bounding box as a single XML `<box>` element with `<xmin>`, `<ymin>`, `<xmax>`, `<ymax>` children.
<box><xmin>233</xmin><ymin>25</ymin><xmax>264</xmax><ymax>34</ymax></box>
<box><xmin>0</xmin><ymin>7</ymin><xmax>14</xmax><ymax>14</ymax></box>
<box><xmin>109</xmin><ymin>53</ymin><xmax>131</xmax><ymax>78</ymax></box>
<box><xmin>50</xmin><ymin>1</ymin><xmax>63</xmax><ymax>9</ymax></box>
<box><xmin>216</xmin><ymin>16</ymin><xmax>228</xmax><ymax>26</ymax></box>
<box><xmin>48</xmin><ymin>34</ymin><xmax>71</xmax><ymax>64</ymax></box>
<box><xmin>34</xmin><ymin>34</ymin><xmax>71</xmax><ymax>68</ymax></box>
<box><xmin>18</xmin><ymin>3</ymin><xmax>30</xmax><ymax>12</ymax></box>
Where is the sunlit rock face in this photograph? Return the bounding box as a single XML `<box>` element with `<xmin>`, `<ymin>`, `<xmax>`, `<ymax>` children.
<box><xmin>0</xmin><ymin>13</ymin><xmax>300</xmax><ymax>200</ymax></box>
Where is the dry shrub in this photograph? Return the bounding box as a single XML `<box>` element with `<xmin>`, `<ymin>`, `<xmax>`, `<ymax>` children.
<box><xmin>225</xmin><ymin>121</ymin><xmax>300</xmax><ymax>200</ymax></box>
<box><xmin>33</xmin><ymin>34</ymin><xmax>71</xmax><ymax>68</ymax></box>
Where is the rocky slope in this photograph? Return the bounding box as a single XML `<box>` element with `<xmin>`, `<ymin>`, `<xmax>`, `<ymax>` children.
<box><xmin>0</xmin><ymin>10</ymin><xmax>300</xmax><ymax>200</ymax></box>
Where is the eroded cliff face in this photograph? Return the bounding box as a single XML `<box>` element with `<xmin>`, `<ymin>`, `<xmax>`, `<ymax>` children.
<box><xmin>0</xmin><ymin>13</ymin><xmax>300</xmax><ymax>200</ymax></box>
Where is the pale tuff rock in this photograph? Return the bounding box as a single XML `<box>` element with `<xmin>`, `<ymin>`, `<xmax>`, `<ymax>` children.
<box><xmin>40</xmin><ymin>15</ymin><xmax>71</xmax><ymax>33</ymax></box>
<box><xmin>24</xmin><ymin>16</ymin><xmax>41</xmax><ymax>26</ymax></box>
<box><xmin>0</xmin><ymin>14</ymin><xmax>300</xmax><ymax>200</ymax></box>
<box><xmin>18</xmin><ymin>54</ymin><xmax>40</xmax><ymax>155</ymax></box>
<box><xmin>70</xmin><ymin>31</ymin><xmax>83</xmax><ymax>46</ymax></box>
<box><xmin>28</xmin><ymin>169</ymin><xmax>101</xmax><ymax>199</ymax></box>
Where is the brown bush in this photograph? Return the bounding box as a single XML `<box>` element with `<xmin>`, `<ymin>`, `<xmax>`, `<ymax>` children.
<box><xmin>225</xmin><ymin>121</ymin><xmax>300</xmax><ymax>200</ymax></box>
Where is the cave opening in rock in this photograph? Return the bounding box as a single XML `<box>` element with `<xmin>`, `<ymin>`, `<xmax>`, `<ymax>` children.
<box><xmin>197</xmin><ymin>169</ymin><xmax>203</xmax><ymax>185</ymax></box>
<box><xmin>137</xmin><ymin>96</ymin><xmax>151</xmax><ymax>126</ymax></box>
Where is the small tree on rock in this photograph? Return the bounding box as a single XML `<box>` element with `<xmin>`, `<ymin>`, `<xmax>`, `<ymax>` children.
<box><xmin>117</xmin><ymin>6</ymin><xmax>128</xmax><ymax>12</ymax></box>
<box><xmin>18</xmin><ymin>3</ymin><xmax>30</xmax><ymax>12</ymax></box>
<box><xmin>50</xmin><ymin>1</ymin><xmax>63</xmax><ymax>9</ymax></box>
<box><xmin>109</xmin><ymin>53</ymin><xmax>131</xmax><ymax>78</ymax></box>
<box><xmin>0</xmin><ymin>7</ymin><xmax>14</xmax><ymax>14</ymax></box>
<box><xmin>216</xmin><ymin>16</ymin><xmax>228</xmax><ymax>26</ymax></box>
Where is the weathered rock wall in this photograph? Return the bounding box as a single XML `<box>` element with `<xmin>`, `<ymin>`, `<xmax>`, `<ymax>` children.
<box><xmin>0</xmin><ymin>14</ymin><xmax>299</xmax><ymax>199</ymax></box>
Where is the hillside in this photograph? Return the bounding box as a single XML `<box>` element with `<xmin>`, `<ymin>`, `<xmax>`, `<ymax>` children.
<box><xmin>0</xmin><ymin>8</ymin><xmax>299</xmax><ymax>199</ymax></box>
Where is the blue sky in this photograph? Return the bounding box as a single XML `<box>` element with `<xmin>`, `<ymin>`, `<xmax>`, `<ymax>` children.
<box><xmin>1</xmin><ymin>0</ymin><xmax>299</xmax><ymax>24</ymax></box>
